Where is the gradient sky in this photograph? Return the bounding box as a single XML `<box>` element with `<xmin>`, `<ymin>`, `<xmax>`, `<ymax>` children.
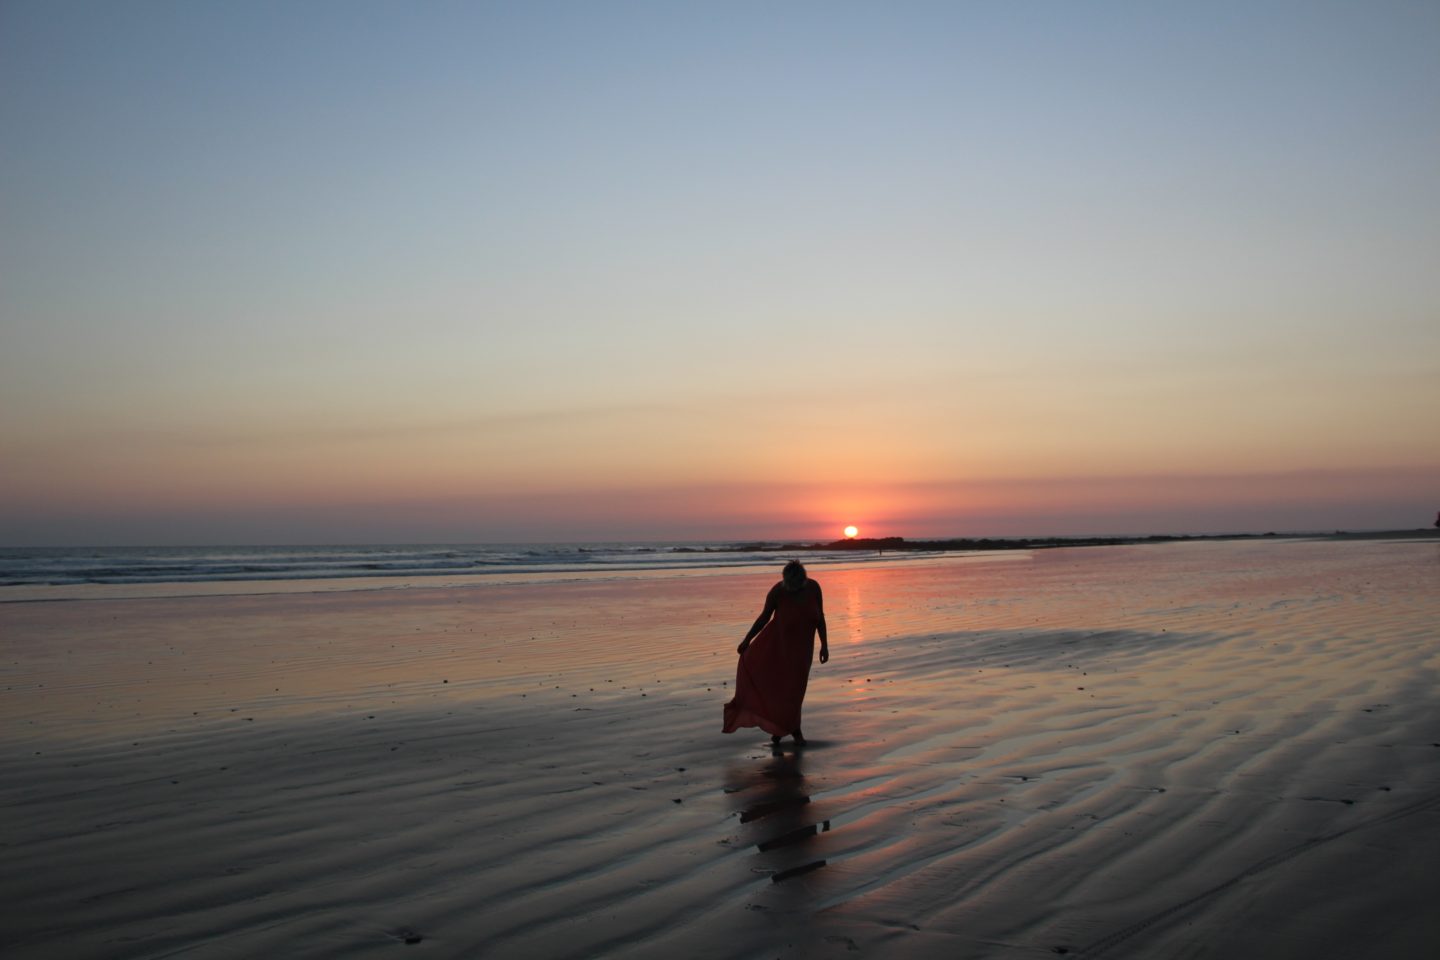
<box><xmin>2</xmin><ymin>1</ymin><xmax>1437</xmax><ymax>545</ymax></box>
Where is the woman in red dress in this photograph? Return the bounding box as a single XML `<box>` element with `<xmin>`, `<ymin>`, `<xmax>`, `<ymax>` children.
<box><xmin>723</xmin><ymin>560</ymin><xmax>829</xmax><ymax>745</ymax></box>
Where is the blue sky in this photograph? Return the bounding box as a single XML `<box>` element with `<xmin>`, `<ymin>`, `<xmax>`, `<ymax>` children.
<box><xmin>2</xmin><ymin>1</ymin><xmax>1437</xmax><ymax>544</ymax></box>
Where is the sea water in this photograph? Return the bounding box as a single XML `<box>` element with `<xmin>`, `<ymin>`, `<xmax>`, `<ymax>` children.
<box><xmin>0</xmin><ymin>542</ymin><xmax>900</xmax><ymax>588</ymax></box>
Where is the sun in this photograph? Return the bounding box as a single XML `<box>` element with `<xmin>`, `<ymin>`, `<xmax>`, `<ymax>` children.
<box><xmin>843</xmin><ymin>525</ymin><xmax>859</xmax><ymax>539</ymax></box>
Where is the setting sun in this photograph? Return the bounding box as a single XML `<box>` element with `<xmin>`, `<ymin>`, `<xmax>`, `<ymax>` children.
<box><xmin>843</xmin><ymin>525</ymin><xmax>859</xmax><ymax>539</ymax></box>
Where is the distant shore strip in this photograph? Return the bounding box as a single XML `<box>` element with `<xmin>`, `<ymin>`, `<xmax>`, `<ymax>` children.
<box><xmin>682</xmin><ymin>528</ymin><xmax>1440</xmax><ymax>555</ymax></box>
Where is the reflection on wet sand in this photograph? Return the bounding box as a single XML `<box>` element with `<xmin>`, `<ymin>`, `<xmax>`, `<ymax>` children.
<box><xmin>728</xmin><ymin>746</ymin><xmax>832</xmax><ymax>883</ymax></box>
<box><xmin>739</xmin><ymin>793</ymin><xmax>810</xmax><ymax>824</ymax></box>
<box><xmin>758</xmin><ymin>820</ymin><xmax>833</xmax><ymax>853</ymax></box>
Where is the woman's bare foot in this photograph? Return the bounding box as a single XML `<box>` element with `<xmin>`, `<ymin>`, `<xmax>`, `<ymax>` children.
<box><xmin>792</xmin><ymin>729</ymin><xmax>807</xmax><ymax>746</ymax></box>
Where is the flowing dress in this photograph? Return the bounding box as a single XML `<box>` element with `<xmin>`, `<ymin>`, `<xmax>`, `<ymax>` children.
<box><xmin>722</xmin><ymin>581</ymin><xmax>821</xmax><ymax>736</ymax></box>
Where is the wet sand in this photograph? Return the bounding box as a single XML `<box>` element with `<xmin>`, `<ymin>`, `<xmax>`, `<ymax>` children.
<box><xmin>3</xmin><ymin>538</ymin><xmax>1439</xmax><ymax>958</ymax></box>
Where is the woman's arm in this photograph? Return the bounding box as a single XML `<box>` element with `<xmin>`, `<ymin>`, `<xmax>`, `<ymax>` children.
<box><xmin>737</xmin><ymin>590</ymin><xmax>777</xmax><ymax>654</ymax></box>
<box><xmin>814</xmin><ymin>581</ymin><xmax>829</xmax><ymax>664</ymax></box>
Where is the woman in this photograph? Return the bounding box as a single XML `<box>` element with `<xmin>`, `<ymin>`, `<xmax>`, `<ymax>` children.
<box><xmin>722</xmin><ymin>559</ymin><xmax>829</xmax><ymax>745</ymax></box>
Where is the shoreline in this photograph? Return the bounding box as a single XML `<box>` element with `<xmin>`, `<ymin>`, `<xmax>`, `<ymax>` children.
<box><xmin>3</xmin><ymin>530</ymin><xmax>1434</xmax><ymax>606</ymax></box>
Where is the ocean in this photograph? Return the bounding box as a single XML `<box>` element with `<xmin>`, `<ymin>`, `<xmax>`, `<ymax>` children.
<box><xmin>0</xmin><ymin>542</ymin><xmax>901</xmax><ymax>589</ymax></box>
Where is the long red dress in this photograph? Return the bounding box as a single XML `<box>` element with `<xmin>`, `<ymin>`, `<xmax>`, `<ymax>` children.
<box><xmin>722</xmin><ymin>581</ymin><xmax>821</xmax><ymax>736</ymax></box>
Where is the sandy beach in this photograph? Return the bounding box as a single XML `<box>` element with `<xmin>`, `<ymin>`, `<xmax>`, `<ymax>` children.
<box><xmin>3</xmin><ymin>537</ymin><xmax>1438</xmax><ymax>959</ymax></box>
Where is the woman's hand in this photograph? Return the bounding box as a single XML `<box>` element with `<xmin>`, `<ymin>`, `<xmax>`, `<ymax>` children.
<box><xmin>737</xmin><ymin>639</ymin><xmax>751</xmax><ymax>655</ymax></box>
<box><xmin>819</xmin><ymin>645</ymin><xmax>830</xmax><ymax>664</ymax></box>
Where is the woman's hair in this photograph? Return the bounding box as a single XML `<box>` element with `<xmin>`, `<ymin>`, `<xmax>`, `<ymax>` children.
<box><xmin>782</xmin><ymin>559</ymin><xmax>807</xmax><ymax>587</ymax></box>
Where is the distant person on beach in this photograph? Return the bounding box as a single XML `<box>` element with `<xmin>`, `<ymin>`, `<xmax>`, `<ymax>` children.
<box><xmin>723</xmin><ymin>559</ymin><xmax>829</xmax><ymax>746</ymax></box>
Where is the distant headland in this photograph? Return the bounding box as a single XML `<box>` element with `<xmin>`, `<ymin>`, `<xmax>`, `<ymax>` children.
<box><xmin>676</xmin><ymin>529</ymin><xmax>1439</xmax><ymax>555</ymax></box>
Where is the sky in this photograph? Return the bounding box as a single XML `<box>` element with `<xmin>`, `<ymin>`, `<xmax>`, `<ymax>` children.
<box><xmin>2</xmin><ymin>0</ymin><xmax>1437</xmax><ymax>545</ymax></box>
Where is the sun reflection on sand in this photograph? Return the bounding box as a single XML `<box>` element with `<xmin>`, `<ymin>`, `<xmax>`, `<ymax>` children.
<box><xmin>843</xmin><ymin>577</ymin><xmax>866</xmax><ymax>648</ymax></box>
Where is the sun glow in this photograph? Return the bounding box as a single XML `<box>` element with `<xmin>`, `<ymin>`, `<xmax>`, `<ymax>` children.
<box><xmin>843</xmin><ymin>525</ymin><xmax>859</xmax><ymax>539</ymax></box>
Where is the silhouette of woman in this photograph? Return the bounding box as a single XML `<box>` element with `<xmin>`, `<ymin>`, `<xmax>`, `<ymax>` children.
<box><xmin>723</xmin><ymin>560</ymin><xmax>829</xmax><ymax>745</ymax></box>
